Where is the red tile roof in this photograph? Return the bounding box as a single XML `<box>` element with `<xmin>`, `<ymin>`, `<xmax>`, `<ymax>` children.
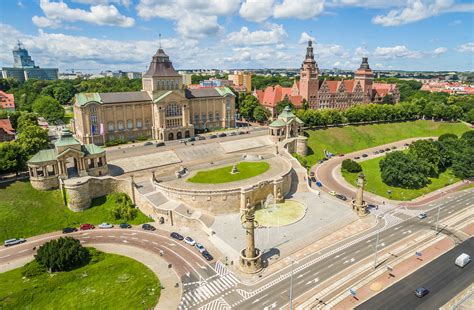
<box><xmin>257</xmin><ymin>85</ymin><xmax>303</xmax><ymax>108</ymax></box>
<box><xmin>0</xmin><ymin>91</ymin><xmax>15</xmax><ymax>110</ymax></box>
<box><xmin>343</xmin><ymin>80</ymin><xmax>355</xmax><ymax>93</ymax></box>
<box><xmin>0</xmin><ymin>119</ymin><xmax>15</xmax><ymax>135</ymax></box>
<box><xmin>326</xmin><ymin>81</ymin><xmax>339</xmax><ymax>93</ymax></box>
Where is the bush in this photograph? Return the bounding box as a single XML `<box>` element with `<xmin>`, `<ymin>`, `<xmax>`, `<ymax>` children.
<box><xmin>341</xmin><ymin>159</ymin><xmax>362</xmax><ymax>173</ymax></box>
<box><xmin>105</xmin><ymin>138</ymin><xmax>127</xmax><ymax>147</ymax></box>
<box><xmin>438</xmin><ymin>133</ymin><xmax>458</xmax><ymax>142</ymax></box>
<box><xmin>109</xmin><ymin>192</ymin><xmax>137</xmax><ymax>221</ymax></box>
<box><xmin>379</xmin><ymin>151</ymin><xmax>431</xmax><ymax>189</ymax></box>
<box><xmin>21</xmin><ymin>260</ymin><xmax>46</xmax><ymax>278</ymax></box>
<box><xmin>35</xmin><ymin>237</ymin><xmax>90</xmax><ymax>272</ymax></box>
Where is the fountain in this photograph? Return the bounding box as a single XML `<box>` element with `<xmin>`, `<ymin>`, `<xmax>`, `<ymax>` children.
<box><xmin>262</xmin><ymin>193</ymin><xmax>277</xmax><ymax>213</ymax></box>
<box><xmin>230</xmin><ymin>164</ymin><xmax>239</xmax><ymax>174</ymax></box>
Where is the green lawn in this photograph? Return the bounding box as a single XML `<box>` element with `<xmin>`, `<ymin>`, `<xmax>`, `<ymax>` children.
<box><xmin>0</xmin><ymin>181</ymin><xmax>150</xmax><ymax>242</ymax></box>
<box><xmin>0</xmin><ymin>250</ymin><xmax>160</xmax><ymax>309</ymax></box>
<box><xmin>342</xmin><ymin>156</ymin><xmax>459</xmax><ymax>201</ymax></box>
<box><xmin>187</xmin><ymin>161</ymin><xmax>270</xmax><ymax>184</ymax></box>
<box><xmin>305</xmin><ymin>120</ymin><xmax>471</xmax><ymax>167</ymax></box>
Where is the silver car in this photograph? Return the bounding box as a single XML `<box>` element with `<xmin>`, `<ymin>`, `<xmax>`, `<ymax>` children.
<box><xmin>4</xmin><ymin>238</ymin><xmax>26</xmax><ymax>247</ymax></box>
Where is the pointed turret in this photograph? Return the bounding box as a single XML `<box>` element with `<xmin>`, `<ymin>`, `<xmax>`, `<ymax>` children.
<box><xmin>299</xmin><ymin>40</ymin><xmax>319</xmax><ymax>108</ymax></box>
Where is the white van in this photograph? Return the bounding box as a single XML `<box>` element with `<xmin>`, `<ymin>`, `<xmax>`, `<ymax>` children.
<box><xmin>455</xmin><ymin>253</ymin><xmax>471</xmax><ymax>268</ymax></box>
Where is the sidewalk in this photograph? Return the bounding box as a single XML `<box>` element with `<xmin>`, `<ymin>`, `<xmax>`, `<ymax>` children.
<box><xmin>332</xmin><ymin>237</ymin><xmax>455</xmax><ymax>309</ymax></box>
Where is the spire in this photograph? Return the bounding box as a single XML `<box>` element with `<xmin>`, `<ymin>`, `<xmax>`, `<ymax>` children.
<box><xmin>158</xmin><ymin>33</ymin><xmax>162</xmax><ymax>49</ymax></box>
<box><xmin>305</xmin><ymin>40</ymin><xmax>315</xmax><ymax>62</ymax></box>
<box><xmin>358</xmin><ymin>57</ymin><xmax>371</xmax><ymax>70</ymax></box>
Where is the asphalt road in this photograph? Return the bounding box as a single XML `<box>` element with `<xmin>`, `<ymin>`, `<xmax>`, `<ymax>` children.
<box><xmin>356</xmin><ymin>237</ymin><xmax>474</xmax><ymax>310</ymax></box>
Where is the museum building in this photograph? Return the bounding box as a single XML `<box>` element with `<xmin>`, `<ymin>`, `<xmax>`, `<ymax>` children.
<box><xmin>72</xmin><ymin>48</ymin><xmax>236</xmax><ymax>144</ymax></box>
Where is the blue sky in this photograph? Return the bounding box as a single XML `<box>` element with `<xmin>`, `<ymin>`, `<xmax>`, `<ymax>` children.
<box><xmin>0</xmin><ymin>0</ymin><xmax>473</xmax><ymax>72</ymax></box>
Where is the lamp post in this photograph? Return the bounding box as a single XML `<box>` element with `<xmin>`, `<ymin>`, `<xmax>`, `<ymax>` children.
<box><xmin>374</xmin><ymin>214</ymin><xmax>382</xmax><ymax>269</ymax></box>
<box><xmin>289</xmin><ymin>260</ymin><xmax>294</xmax><ymax>310</ymax></box>
<box><xmin>435</xmin><ymin>203</ymin><xmax>441</xmax><ymax>234</ymax></box>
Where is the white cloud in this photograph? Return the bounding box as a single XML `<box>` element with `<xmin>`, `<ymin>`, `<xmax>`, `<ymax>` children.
<box><xmin>329</xmin><ymin>0</ymin><xmax>406</xmax><ymax>9</ymax></box>
<box><xmin>457</xmin><ymin>42</ymin><xmax>474</xmax><ymax>53</ymax></box>
<box><xmin>432</xmin><ymin>47</ymin><xmax>447</xmax><ymax>55</ymax></box>
<box><xmin>72</xmin><ymin>0</ymin><xmax>131</xmax><ymax>7</ymax></box>
<box><xmin>33</xmin><ymin>0</ymin><xmax>134</xmax><ymax>28</ymax></box>
<box><xmin>373</xmin><ymin>45</ymin><xmax>423</xmax><ymax>59</ymax></box>
<box><xmin>136</xmin><ymin>0</ymin><xmax>239</xmax><ymax>39</ymax></box>
<box><xmin>298</xmin><ymin>32</ymin><xmax>315</xmax><ymax>44</ymax></box>
<box><xmin>354</xmin><ymin>46</ymin><xmax>369</xmax><ymax>58</ymax></box>
<box><xmin>225</xmin><ymin>24</ymin><xmax>287</xmax><ymax>46</ymax></box>
<box><xmin>372</xmin><ymin>0</ymin><xmax>473</xmax><ymax>26</ymax></box>
<box><xmin>239</xmin><ymin>0</ymin><xmax>274</xmax><ymax>22</ymax></box>
<box><xmin>273</xmin><ymin>0</ymin><xmax>325</xmax><ymax>19</ymax></box>
<box><xmin>224</xmin><ymin>51</ymin><xmax>252</xmax><ymax>62</ymax></box>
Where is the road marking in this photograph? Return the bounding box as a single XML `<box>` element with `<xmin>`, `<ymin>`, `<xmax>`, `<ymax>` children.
<box><xmin>122</xmin><ymin>240</ymin><xmax>128</xmax><ymax>243</ymax></box>
<box><xmin>355</xmin><ymin>249</ymin><xmax>361</xmax><ymax>254</ymax></box>
<box><xmin>297</xmin><ymin>270</ymin><xmax>310</xmax><ymax>278</ymax></box>
<box><xmin>0</xmin><ymin>254</ymin><xmax>11</xmax><ymax>258</ymax></box>
<box><xmin>306</xmin><ymin>277</ymin><xmax>319</xmax><ymax>285</ymax></box>
<box><xmin>252</xmin><ymin>293</ymin><xmax>269</xmax><ymax>304</ymax></box>
<box><xmin>197</xmin><ymin>263</ymin><xmax>207</xmax><ymax>270</ymax></box>
<box><xmin>18</xmin><ymin>249</ymin><xmax>29</xmax><ymax>253</ymax></box>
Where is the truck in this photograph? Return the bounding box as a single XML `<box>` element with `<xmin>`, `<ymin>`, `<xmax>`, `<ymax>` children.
<box><xmin>455</xmin><ymin>253</ymin><xmax>471</xmax><ymax>268</ymax></box>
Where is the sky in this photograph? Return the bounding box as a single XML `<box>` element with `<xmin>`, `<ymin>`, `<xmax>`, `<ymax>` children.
<box><xmin>0</xmin><ymin>0</ymin><xmax>473</xmax><ymax>73</ymax></box>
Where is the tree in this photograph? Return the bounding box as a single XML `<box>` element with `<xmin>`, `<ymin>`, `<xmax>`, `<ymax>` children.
<box><xmin>17</xmin><ymin>124</ymin><xmax>49</xmax><ymax>155</ymax></box>
<box><xmin>438</xmin><ymin>133</ymin><xmax>458</xmax><ymax>142</ymax></box>
<box><xmin>32</xmin><ymin>96</ymin><xmax>65</xmax><ymax>123</ymax></box>
<box><xmin>239</xmin><ymin>95</ymin><xmax>260</xmax><ymax>120</ymax></box>
<box><xmin>408</xmin><ymin>139</ymin><xmax>441</xmax><ymax>177</ymax></box>
<box><xmin>0</xmin><ymin>142</ymin><xmax>27</xmax><ymax>175</ymax></box>
<box><xmin>302</xmin><ymin>99</ymin><xmax>309</xmax><ymax>110</ymax></box>
<box><xmin>341</xmin><ymin>159</ymin><xmax>362</xmax><ymax>173</ymax></box>
<box><xmin>465</xmin><ymin>108</ymin><xmax>474</xmax><ymax>124</ymax></box>
<box><xmin>452</xmin><ymin>145</ymin><xmax>474</xmax><ymax>179</ymax></box>
<box><xmin>275</xmin><ymin>98</ymin><xmax>294</xmax><ymax>114</ymax></box>
<box><xmin>253</xmin><ymin>105</ymin><xmax>269</xmax><ymax>123</ymax></box>
<box><xmin>382</xmin><ymin>94</ymin><xmax>394</xmax><ymax>104</ymax></box>
<box><xmin>35</xmin><ymin>237</ymin><xmax>90</xmax><ymax>272</ymax></box>
<box><xmin>17</xmin><ymin>112</ymin><xmax>38</xmax><ymax>132</ymax></box>
<box><xmin>109</xmin><ymin>192</ymin><xmax>137</xmax><ymax>221</ymax></box>
<box><xmin>379</xmin><ymin>151</ymin><xmax>431</xmax><ymax>189</ymax></box>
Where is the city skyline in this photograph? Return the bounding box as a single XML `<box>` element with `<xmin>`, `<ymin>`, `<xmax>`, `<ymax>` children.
<box><xmin>0</xmin><ymin>0</ymin><xmax>473</xmax><ymax>72</ymax></box>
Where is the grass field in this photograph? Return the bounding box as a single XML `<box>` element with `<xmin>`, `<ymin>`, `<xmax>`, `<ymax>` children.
<box><xmin>187</xmin><ymin>161</ymin><xmax>270</xmax><ymax>184</ymax></box>
<box><xmin>305</xmin><ymin>120</ymin><xmax>470</xmax><ymax>167</ymax></box>
<box><xmin>0</xmin><ymin>181</ymin><xmax>150</xmax><ymax>242</ymax></box>
<box><xmin>342</xmin><ymin>156</ymin><xmax>459</xmax><ymax>201</ymax></box>
<box><xmin>0</xmin><ymin>250</ymin><xmax>160</xmax><ymax>309</ymax></box>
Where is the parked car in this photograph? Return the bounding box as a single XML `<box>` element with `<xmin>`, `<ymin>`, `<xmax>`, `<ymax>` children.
<box><xmin>142</xmin><ymin>224</ymin><xmax>156</xmax><ymax>231</ymax></box>
<box><xmin>339</xmin><ymin>154</ymin><xmax>345</xmax><ymax>157</ymax></box>
<box><xmin>317</xmin><ymin>160</ymin><xmax>324</xmax><ymax>164</ymax></box>
<box><xmin>196</xmin><ymin>135</ymin><xmax>206</xmax><ymax>140</ymax></box>
<box><xmin>309</xmin><ymin>171</ymin><xmax>315</xmax><ymax>177</ymax></box>
<box><xmin>455</xmin><ymin>253</ymin><xmax>471</xmax><ymax>268</ymax></box>
<box><xmin>316</xmin><ymin>181</ymin><xmax>323</xmax><ymax>187</ymax></box>
<box><xmin>335</xmin><ymin>194</ymin><xmax>347</xmax><ymax>201</ymax></box>
<box><xmin>202</xmin><ymin>250</ymin><xmax>213</xmax><ymax>261</ymax></box>
<box><xmin>209</xmin><ymin>134</ymin><xmax>218</xmax><ymax>139</ymax></box>
<box><xmin>238</xmin><ymin>131</ymin><xmax>245</xmax><ymax>135</ymax></box>
<box><xmin>328</xmin><ymin>191</ymin><xmax>336</xmax><ymax>196</ymax></box>
<box><xmin>354</xmin><ymin>156</ymin><xmax>360</xmax><ymax>160</ymax></box>
<box><xmin>310</xmin><ymin>177</ymin><xmax>317</xmax><ymax>183</ymax></box>
<box><xmin>119</xmin><ymin>223</ymin><xmax>131</xmax><ymax>229</ymax></box>
<box><xmin>143</xmin><ymin>141</ymin><xmax>154</xmax><ymax>146</ymax></box>
<box><xmin>4</xmin><ymin>238</ymin><xmax>26</xmax><ymax>247</ymax></box>
<box><xmin>188</xmin><ymin>137</ymin><xmax>196</xmax><ymax>142</ymax></box>
<box><xmin>415</xmin><ymin>287</ymin><xmax>429</xmax><ymax>298</ymax></box>
<box><xmin>170</xmin><ymin>232</ymin><xmax>184</xmax><ymax>240</ymax></box>
<box><xmin>391</xmin><ymin>146</ymin><xmax>397</xmax><ymax>149</ymax></box>
<box><xmin>368</xmin><ymin>204</ymin><xmax>378</xmax><ymax>210</ymax></box>
<box><xmin>218</xmin><ymin>133</ymin><xmax>227</xmax><ymax>137</ymax></box>
<box><xmin>179</xmin><ymin>139</ymin><xmax>187</xmax><ymax>143</ymax></box>
<box><xmin>155</xmin><ymin>142</ymin><xmax>165</xmax><ymax>147</ymax></box>
<box><xmin>98</xmin><ymin>222</ymin><xmax>113</xmax><ymax>229</ymax></box>
<box><xmin>385</xmin><ymin>148</ymin><xmax>391</xmax><ymax>151</ymax></box>
<box><xmin>184</xmin><ymin>236</ymin><xmax>196</xmax><ymax>246</ymax></box>
<box><xmin>229</xmin><ymin>131</ymin><xmax>237</xmax><ymax>136</ymax></box>
<box><xmin>404</xmin><ymin>143</ymin><xmax>410</xmax><ymax>147</ymax></box>
<box><xmin>362</xmin><ymin>154</ymin><xmax>368</xmax><ymax>158</ymax></box>
<box><xmin>80</xmin><ymin>223</ymin><xmax>95</xmax><ymax>230</ymax></box>
<box><xmin>195</xmin><ymin>243</ymin><xmax>206</xmax><ymax>253</ymax></box>
<box><xmin>62</xmin><ymin>227</ymin><xmax>77</xmax><ymax>234</ymax></box>
<box><xmin>417</xmin><ymin>213</ymin><xmax>427</xmax><ymax>219</ymax></box>
<box><xmin>379</xmin><ymin>149</ymin><xmax>385</xmax><ymax>153</ymax></box>
<box><xmin>374</xmin><ymin>151</ymin><xmax>379</xmax><ymax>154</ymax></box>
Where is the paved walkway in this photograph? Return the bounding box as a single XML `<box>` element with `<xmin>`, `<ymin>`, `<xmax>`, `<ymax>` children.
<box><xmin>333</xmin><ymin>237</ymin><xmax>455</xmax><ymax>309</ymax></box>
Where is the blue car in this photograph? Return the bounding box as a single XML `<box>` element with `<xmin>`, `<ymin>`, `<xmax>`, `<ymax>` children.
<box><xmin>316</xmin><ymin>181</ymin><xmax>322</xmax><ymax>187</ymax></box>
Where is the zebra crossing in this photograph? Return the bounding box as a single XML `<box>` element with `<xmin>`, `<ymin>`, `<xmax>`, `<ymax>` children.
<box><xmin>214</xmin><ymin>261</ymin><xmax>230</xmax><ymax>276</ymax></box>
<box><xmin>179</xmin><ymin>274</ymin><xmax>240</xmax><ymax>309</ymax></box>
<box><xmin>383</xmin><ymin>213</ymin><xmax>404</xmax><ymax>227</ymax></box>
<box><xmin>198</xmin><ymin>297</ymin><xmax>231</xmax><ymax>310</ymax></box>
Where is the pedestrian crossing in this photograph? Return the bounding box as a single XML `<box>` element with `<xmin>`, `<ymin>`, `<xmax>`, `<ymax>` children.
<box><xmin>198</xmin><ymin>297</ymin><xmax>231</xmax><ymax>310</ymax></box>
<box><xmin>383</xmin><ymin>213</ymin><xmax>404</xmax><ymax>227</ymax></box>
<box><xmin>214</xmin><ymin>261</ymin><xmax>230</xmax><ymax>276</ymax></box>
<box><xmin>179</xmin><ymin>274</ymin><xmax>239</xmax><ymax>309</ymax></box>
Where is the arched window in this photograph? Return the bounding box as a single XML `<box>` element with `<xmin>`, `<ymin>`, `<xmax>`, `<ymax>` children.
<box><xmin>107</xmin><ymin>121</ymin><xmax>114</xmax><ymax>132</ymax></box>
<box><xmin>165</xmin><ymin>103</ymin><xmax>182</xmax><ymax>117</ymax></box>
<box><xmin>117</xmin><ymin>120</ymin><xmax>124</xmax><ymax>130</ymax></box>
<box><xmin>127</xmin><ymin>119</ymin><xmax>133</xmax><ymax>129</ymax></box>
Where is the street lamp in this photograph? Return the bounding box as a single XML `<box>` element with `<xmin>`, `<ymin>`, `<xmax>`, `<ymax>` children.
<box><xmin>435</xmin><ymin>203</ymin><xmax>441</xmax><ymax>234</ymax></box>
<box><xmin>289</xmin><ymin>260</ymin><xmax>294</xmax><ymax>310</ymax></box>
<box><xmin>374</xmin><ymin>214</ymin><xmax>383</xmax><ymax>269</ymax></box>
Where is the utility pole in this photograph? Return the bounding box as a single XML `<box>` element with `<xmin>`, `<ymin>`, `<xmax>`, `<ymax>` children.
<box><xmin>435</xmin><ymin>203</ymin><xmax>441</xmax><ymax>234</ymax></box>
<box><xmin>289</xmin><ymin>260</ymin><xmax>294</xmax><ymax>310</ymax></box>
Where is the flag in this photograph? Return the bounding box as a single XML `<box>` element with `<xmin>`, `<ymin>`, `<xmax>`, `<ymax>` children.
<box><xmin>99</xmin><ymin>123</ymin><xmax>104</xmax><ymax>135</ymax></box>
<box><xmin>91</xmin><ymin>125</ymin><xmax>96</xmax><ymax>134</ymax></box>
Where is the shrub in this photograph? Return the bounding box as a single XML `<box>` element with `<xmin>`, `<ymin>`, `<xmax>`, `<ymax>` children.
<box><xmin>35</xmin><ymin>237</ymin><xmax>90</xmax><ymax>272</ymax></box>
<box><xmin>292</xmin><ymin>153</ymin><xmax>308</xmax><ymax>169</ymax></box>
<box><xmin>21</xmin><ymin>260</ymin><xmax>46</xmax><ymax>278</ymax></box>
<box><xmin>109</xmin><ymin>192</ymin><xmax>137</xmax><ymax>221</ymax></box>
<box><xmin>379</xmin><ymin>151</ymin><xmax>431</xmax><ymax>189</ymax></box>
<box><xmin>341</xmin><ymin>159</ymin><xmax>362</xmax><ymax>173</ymax></box>
<box><xmin>438</xmin><ymin>133</ymin><xmax>458</xmax><ymax>142</ymax></box>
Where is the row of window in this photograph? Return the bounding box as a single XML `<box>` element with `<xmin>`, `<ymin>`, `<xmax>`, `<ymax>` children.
<box><xmin>156</xmin><ymin>79</ymin><xmax>180</xmax><ymax>90</ymax></box>
<box><xmin>193</xmin><ymin>111</ymin><xmax>221</xmax><ymax>123</ymax></box>
<box><xmin>107</xmin><ymin>119</ymin><xmax>151</xmax><ymax>132</ymax></box>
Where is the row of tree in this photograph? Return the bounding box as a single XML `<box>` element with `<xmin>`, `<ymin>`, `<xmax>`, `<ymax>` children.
<box><xmin>379</xmin><ymin>132</ymin><xmax>473</xmax><ymax>189</ymax></box>
<box><xmin>0</xmin><ymin>112</ymin><xmax>49</xmax><ymax>175</ymax></box>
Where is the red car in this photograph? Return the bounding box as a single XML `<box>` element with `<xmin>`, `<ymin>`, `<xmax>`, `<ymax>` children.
<box><xmin>80</xmin><ymin>223</ymin><xmax>95</xmax><ymax>230</ymax></box>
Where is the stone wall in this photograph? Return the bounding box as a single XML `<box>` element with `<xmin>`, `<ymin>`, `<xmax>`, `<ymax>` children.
<box><xmin>30</xmin><ymin>176</ymin><xmax>59</xmax><ymax>191</ymax></box>
<box><xmin>64</xmin><ymin>176</ymin><xmax>131</xmax><ymax>211</ymax></box>
<box><xmin>296</xmin><ymin>136</ymin><xmax>308</xmax><ymax>156</ymax></box>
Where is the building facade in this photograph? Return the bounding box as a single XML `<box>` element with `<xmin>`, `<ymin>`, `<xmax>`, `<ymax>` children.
<box><xmin>73</xmin><ymin>48</ymin><xmax>236</xmax><ymax>144</ymax></box>
<box><xmin>1</xmin><ymin>42</ymin><xmax>58</xmax><ymax>82</ymax></box>
<box><xmin>0</xmin><ymin>119</ymin><xmax>15</xmax><ymax>142</ymax></box>
<box><xmin>254</xmin><ymin>41</ymin><xmax>400</xmax><ymax>117</ymax></box>
<box><xmin>229</xmin><ymin>71</ymin><xmax>252</xmax><ymax>93</ymax></box>
<box><xmin>0</xmin><ymin>91</ymin><xmax>15</xmax><ymax>111</ymax></box>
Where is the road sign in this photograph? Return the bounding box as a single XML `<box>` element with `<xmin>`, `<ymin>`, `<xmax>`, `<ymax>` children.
<box><xmin>349</xmin><ymin>288</ymin><xmax>356</xmax><ymax>296</ymax></box>
<box><xmin>415</xmin><ymin>252</ymin><xmax>422</xmax><ymax>257</ymax></box>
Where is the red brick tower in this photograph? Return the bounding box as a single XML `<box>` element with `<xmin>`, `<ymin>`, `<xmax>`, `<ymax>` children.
<box><xmin>299</xmin><ymin>40</ymin><xmax>319</xmax><ymax>109</ymax></box>
<box><xmin>354</xmin><ymin>57</ymin><xmax>374</xmax><ymax>102</ymax></box>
